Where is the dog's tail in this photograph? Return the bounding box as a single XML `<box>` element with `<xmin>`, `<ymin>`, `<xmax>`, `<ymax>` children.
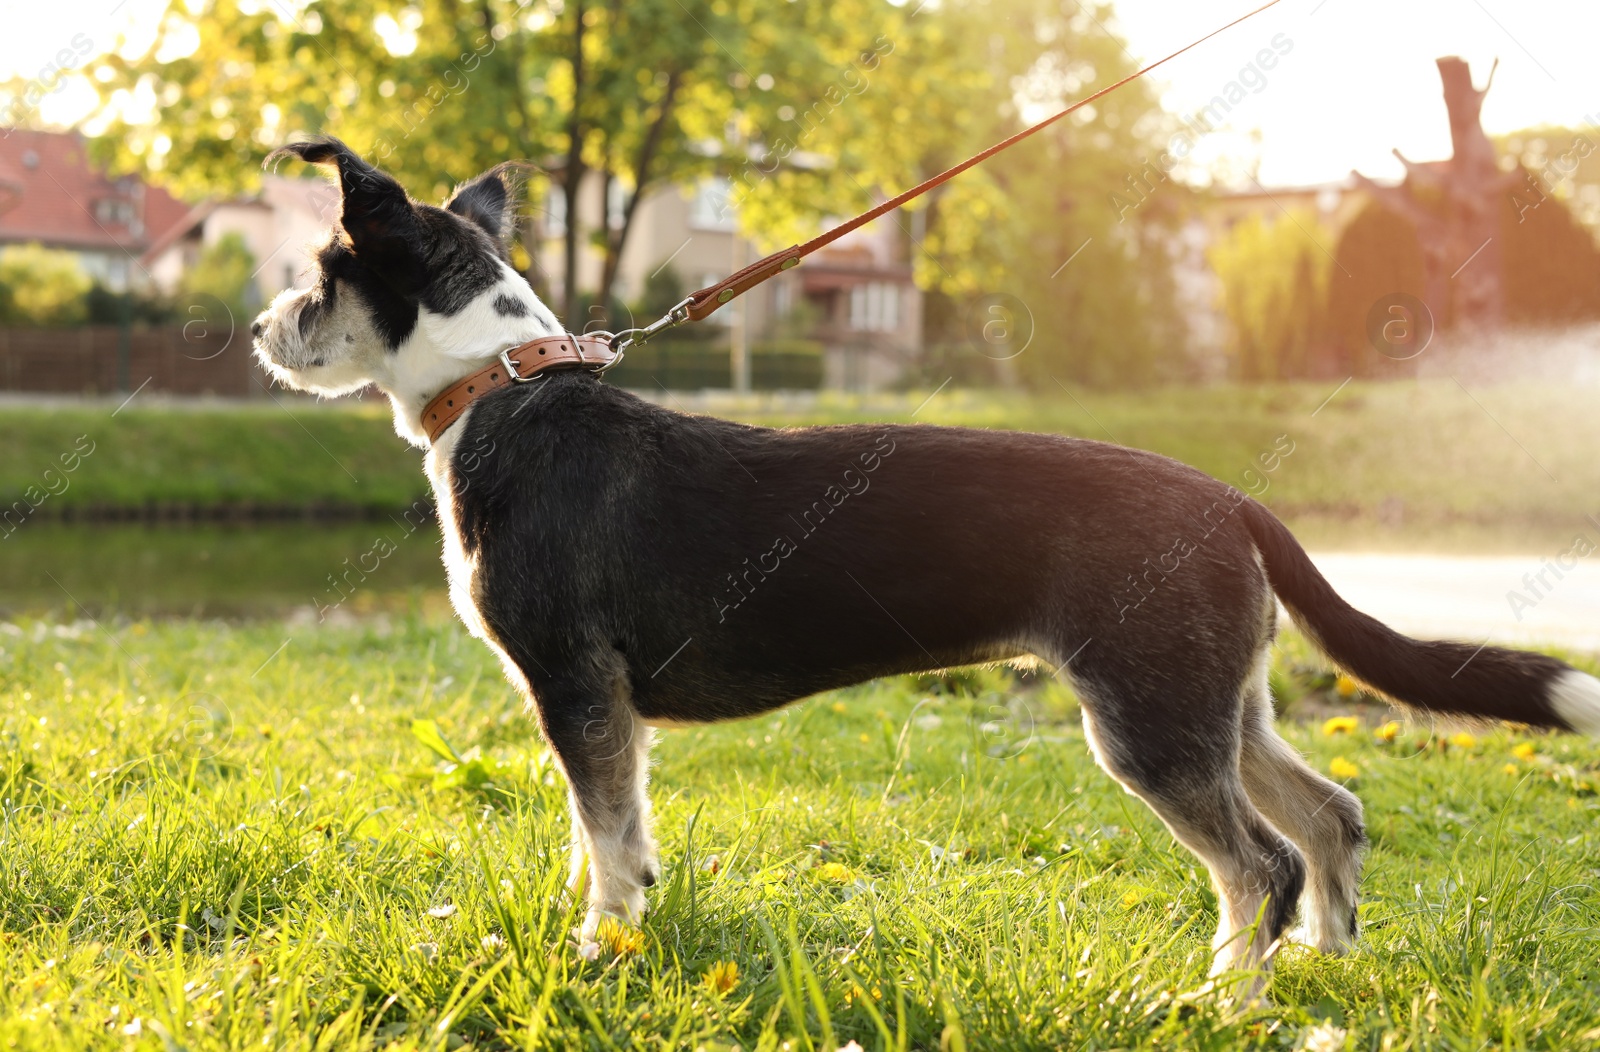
<box><xmin>1239</xmin><ymin>498</ymin><xmax>1600</xmax><ymax>735</ymax></box>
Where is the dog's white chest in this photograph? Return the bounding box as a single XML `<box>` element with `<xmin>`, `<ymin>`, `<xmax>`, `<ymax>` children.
<box><xmin>423</xmin><ymin>419</ymin><xmax>490</xmax><ymax>641</ymax></box>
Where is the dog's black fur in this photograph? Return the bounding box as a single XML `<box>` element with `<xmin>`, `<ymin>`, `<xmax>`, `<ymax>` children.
<box><xmin>253</xmin><ymin>139</ymin><xmax>1599</xmax><ymax>986</ymax></box>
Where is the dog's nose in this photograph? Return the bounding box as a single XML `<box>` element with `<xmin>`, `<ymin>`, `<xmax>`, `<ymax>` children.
<box><xmin>251</xmin><ymin>318</ymin><xmax>265</xmax><ymax>339</ymax></box>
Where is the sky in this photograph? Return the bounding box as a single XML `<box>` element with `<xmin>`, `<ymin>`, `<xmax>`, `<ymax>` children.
<box><xmin>2</xmin><ymin>0</ymin><xmax>1596</xmax><ymax>188</ymax></box>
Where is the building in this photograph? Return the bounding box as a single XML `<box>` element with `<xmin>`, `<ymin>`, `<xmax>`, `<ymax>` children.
<box><xmin>0</xmin><ymin>129</ymin><xmax>189</xmax><ymax>290</ymax></box>
<box><xmin>533</xmin><ymin>172</ymin><xmax>923</xmax><ymax>390</ymax></box>
<box><xmin>143</xmin><ymin>174</ymin><xmax>339</xmax><ymax>307</ymax></box>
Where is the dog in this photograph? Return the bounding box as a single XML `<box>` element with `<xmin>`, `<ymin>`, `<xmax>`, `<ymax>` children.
<box><xmin>252</xmin><ymin>138</ymin><xmax>1600</xmax><ymax>986</ymax></box>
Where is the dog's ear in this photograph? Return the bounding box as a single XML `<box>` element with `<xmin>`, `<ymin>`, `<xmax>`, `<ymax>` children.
<box><xmin>266</xmin><ymin>138</ymin><xmax>428</xmax><ymax>293</ymax></box>
<box><xmin>445</xmin><ymin>163</ymin><xmax>523</xmax><ymax>249</ymax></box>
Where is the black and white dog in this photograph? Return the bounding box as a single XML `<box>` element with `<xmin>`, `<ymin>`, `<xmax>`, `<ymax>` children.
<box><xmin>253</xmin><ymin>139</ymin><xmax>1600</xmax><ymax>982</ymax></box>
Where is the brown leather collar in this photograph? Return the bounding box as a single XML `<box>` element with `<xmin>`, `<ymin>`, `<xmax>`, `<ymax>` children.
<box><xmin>421</xmin><ymin>333</ymin><xmax>618</xmax><ymax>444</ymax></box>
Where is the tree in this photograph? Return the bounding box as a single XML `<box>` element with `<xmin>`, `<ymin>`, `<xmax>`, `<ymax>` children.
<box><xmin>787</xmin><ymin>0</ymin><xmax>1190</xmax><ymax>385</ymax></box>
<box><xmin>1209</xmin><ymin>210</ymin><xmax>1334</xmax><ymax>379</ymax></box>
<box><xmin>81</xmin><ymin>0</ymin><xmax>1182</xmax><ymax>384</ymax></box>
<box><xmin>84</xmin><ymin>0</ymin><xmax>896</xmax><ymax>323</ymax></box>
<box><xmin>0</xmin><ymin>243</ymin><xmax>91</xmax><ymax>326</ymax></box>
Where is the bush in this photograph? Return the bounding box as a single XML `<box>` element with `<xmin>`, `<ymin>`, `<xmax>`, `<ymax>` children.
<box><xmin>0</xmin><ymin>243</ymin><xmax>91</xmax><ymax>326</ymax></box>
<box><xmin>605</xmin><ymin>338</ymin><xmax>823</xmax><ymax>391</ymax></box>
<box><xmin>180</xmin><ymin>232</ymin><xmax>260</xmax><ymax>322</ymax></box>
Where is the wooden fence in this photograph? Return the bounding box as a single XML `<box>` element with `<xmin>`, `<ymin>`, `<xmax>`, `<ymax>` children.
<box><xmin>0</xmin><ymin>322</ymin><xmax>268</xmax><ymax>397</ymax></box>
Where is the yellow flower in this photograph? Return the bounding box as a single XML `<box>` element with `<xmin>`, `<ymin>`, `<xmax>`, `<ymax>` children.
<box><xmin>595</xmin><ymin>917</ymin><xmax>644</xmax><ymax>956</ymax></box>
<box><xmin>1502</xmin><ymin>763</ymin><xmax>1519</xmax><ymax>776</ymax></box>
<box><xmin>1449</xmin><ymin>732</ymin><xmax>1477</xmax><ymax>750</ymax></box>
<box><xmin>1511</xmin><ymin>742</ymin><xmax>1537</xmax><ymax>761</ymax></box>
<box><xmin>1121</xmin><ymin>889</ymin><xmax>1147</xmax><ymax>909</ymax></box>
<box><xmin>703</xmin><ymin>960</ymin><xmax>740</xmax><ymax>994</ymax></box>
<box><xmin>1374</xmin><ymin>721</ymin><xmax>1401</xmax><ymax>742</ymax></box>
<box><xmin>1335</xmin><ymin>674</ymin><xmax>1360</xmax><ymax>698</ymax></box>
<box><xmin>1329</xmin><ymin>756</ymin><xmax>1360</xmax><ymax>780</ymax></box>
<box><xmin>814</xmin><ymin>862</ymin><xmax>855</xmax><ymax>883</ymax></box>
<box><xmin>1322</xmin><ymin>715</ymin><xmax>1359</xmax><ymax>736</ymax></box>
<box><xmin>831</xmin><ymin>701</ymin><xmax>847</xmax><ymax>714</ymax></box>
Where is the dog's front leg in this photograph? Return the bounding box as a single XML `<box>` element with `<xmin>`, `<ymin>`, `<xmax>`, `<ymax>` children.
<box><xmin>532</xmin><ymin>669</ymin><xmax>658</xmax><ymax>941</ymax></box>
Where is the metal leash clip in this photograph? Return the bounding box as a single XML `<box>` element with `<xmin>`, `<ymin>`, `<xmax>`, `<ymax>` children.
<box><xmin>601</xmin><ymin>297</ymin><xmax>695</xmax><ymax>373</ymax></box>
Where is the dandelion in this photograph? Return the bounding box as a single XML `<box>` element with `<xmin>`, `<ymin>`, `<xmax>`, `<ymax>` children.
<box><xmin>1511</xmin><ymin>742</ymin><xmax>1537</xmax><ymax>761</ymax></box>
<box><xmin>1502</xmin><ymin>764</ymin><xmax>1519</xmax><ymax>776</ymax></box>
<box><xmin>1374</xmin><ymin>721</ymin><xmax>1400</xmax><ymax>742</ymax></box>
<box><xmin>1334</xmin><ymin>674</ymin><xmax>1360</xmax><ymax>698</ymax></box>
<box><xmin>1449</xmin><ymin>732</ymin><xmax>1477</xmax><ymax>750</ymax></box>
<box><xmin>815</xmin><ymin>862</ymin><xmax>855</xmax><ymax>882</ymax></box>
<box><xmin>1329</xmin><ymin>756</ymin><xmax>1360</xmax><ymax>780</ymax></box>
<box><xmin>595</xmin><ymin>917</ymin><xmax>644</xmax><ymax>955</ymax></box>
<box><xmin>1322</xmin><ymin>716</ymin><xmax>1359</xmax><ymax>736</ymax></box>
<box><xmin>703</xmin><ymin>959</ymin><xmax>740</xmax><ymax>994</ymax></box>
<box><xmin>831</xmin><ymin>701</ymin><xmax>847</xmax><ymax>714</ymax></box>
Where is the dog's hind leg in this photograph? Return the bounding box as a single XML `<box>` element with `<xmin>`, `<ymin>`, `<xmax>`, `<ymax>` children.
<box><xmin>1238</xmin><ymin>657</ymin><xmax>1366</xmax><ymax>954</ymax></box>
<box><xmin>1072</xmin><ymin>674</ymin><xmax>1304</xmax><ymax>996</ymax></box>
<box><xmin>529</xmin><ymin>666</ymin><xmax>658</xmax><ymax>940</ymax></box>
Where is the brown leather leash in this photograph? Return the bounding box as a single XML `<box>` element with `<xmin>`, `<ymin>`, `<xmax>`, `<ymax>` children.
<box><xmin>423</xmin><ymin>0</ymin><xmax>1280</xmax><ymax>442</ymax></box>
<box><xmin>623</xmin><ymin>0</ymin><xmax>1283</xmax><ymax>340</ymax></box>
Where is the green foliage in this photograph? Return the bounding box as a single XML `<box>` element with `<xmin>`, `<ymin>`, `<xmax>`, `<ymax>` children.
<box><xmin>180</xmin><ymin>232</ymin><xmax>261</xmax><ymax>321</ymax></box>
<box><xmin>0</xmin><ymin>243</ymin><xmax>91</xmax><ymax>326</ymax></box>
<box><xmin>0</xmin><ymin>613</ymin><xmax>1596</xmax><ymax>1048</ymax></box>
<box><xmin>1495</xmin><ymin>124</ymin><xmax>1600</xmax><ymax>238</ymax></box>
<box><xmin>1325</xmin><ymin>199</ymin><xmax>1426</xmax><ymax>376</ymax></box>
<box><xmin>1501</xmin><ymin>172</ymin><xmax>1600</xmax><ymax>325</ymax></box>
<box><xmin>77</xmin><ymin>0</ymin><xmax>1185</xmax><ymax>385</ymax></box>
<box><xmin>82</xmin><ymin>282</ymin><xmax>180</xmax><ymax>325</ymax></box>
<box><xmin>602</xmin><ymin>339</ymin><xmax>824</xmax><ymax>391</ymax></box>
<box><xmin>753</xmin><ymin>0</ymin><xmax>1189</xmax><ymax>386</ymax></box>
<box><xmin>1209</xmin><ymin>210</ymin><xmax>1334</xmax><ymax>380</ymax></box>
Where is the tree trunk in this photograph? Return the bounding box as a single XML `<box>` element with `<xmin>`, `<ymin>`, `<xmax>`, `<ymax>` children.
<box><xmin>560</xmin><ymin>0</ymin><xmax>587</xmax><ymax>325</ymax></box>
<box><xmin>594</xmin><ymin>69</ymin><xmax>683</xmax><ymax>322</ymax></box>
<box><xmin>1352</xmin><ymin>57</ymin><xmax>1518</xmax><ymax>332</ymax></box>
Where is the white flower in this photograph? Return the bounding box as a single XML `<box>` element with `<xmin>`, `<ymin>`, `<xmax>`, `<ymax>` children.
<box><xmin>481</xmin><ymin>933</ymin><xmax>506</xmax><ymax>950</ymax></box>
<box><xmin>576</xmin><ymin>940</ymin><xmax>602</xmax><ymax>961</ymax></box>
<box><xmin>1301</xmin><ymin>1023</ymin><xmax>1348</xmax><ymax>1052</ymax></box>
<box><xmin>427</xmin><ymin>903</ymin><xmax>457</xmax><ymax>919</ymax></box>
<box><xmin>836</xmin><ymin>1042</ymin><xmax>865</xmax><ymax>1052</ymax></box>
<box><xmin>411</xmin><ymin>942</ymin><xmax>438</xmax><ymax>962</ymax></box>
<box><xmin>121</xmin><ymin>1018</ymin><xmax>143</xmax><ymax>1036</ymax></box>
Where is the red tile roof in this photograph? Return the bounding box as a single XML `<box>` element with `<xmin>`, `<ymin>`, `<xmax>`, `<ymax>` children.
<box><xmin>0</xmin><ymin>129</ymin><xmax>190</xmax><ymax>255</ymax></box>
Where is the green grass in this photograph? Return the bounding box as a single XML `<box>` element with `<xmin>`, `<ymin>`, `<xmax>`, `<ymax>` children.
<box><xmin>0</xmin><ymin>401</ymin><xmax>420</xmax><ymax>513</ymax></box>
<box><xmin>5</xmin><ymin>380</ymin><xmax>1600</xmax><ymax>548</ymax></box>
<box><xmin>2</xmin><ymin>613</ymin><xmax>1598</xmax><ymax>1049</ymax></box>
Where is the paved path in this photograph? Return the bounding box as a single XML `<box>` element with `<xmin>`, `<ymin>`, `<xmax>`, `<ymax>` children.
<box><xmin>1309</xmin><ymin>553</ymin><xmax>1600</xmax><ymax>652</ymax></box>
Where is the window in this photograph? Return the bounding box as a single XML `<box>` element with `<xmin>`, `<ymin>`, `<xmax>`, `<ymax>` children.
<box><xmin>848</xmin><ymin>282</ymin><xmax>900</xmax><ymax>332</ymax></box>
<box><xmin>689</xmin><ymin>177</ymin><xmax>736</xmax><ymax>231</ymax></box>
<box><xmin>94</xmin><ymin>198</ymin><xmax>136</xmax><ymax>225</ymax></box>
